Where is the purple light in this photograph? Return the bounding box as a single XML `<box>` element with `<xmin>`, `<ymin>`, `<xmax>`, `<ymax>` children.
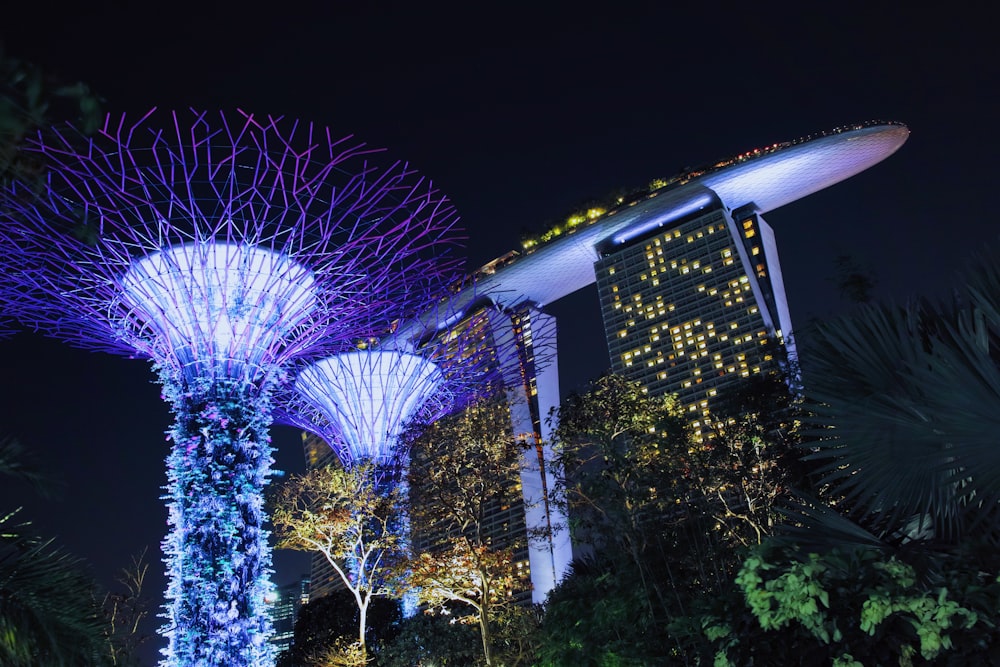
<box><xmin>0</xmin><ymin>109</ymin><xmax>464</xmax><ymax>667</ymax></box>
<box><xmin>120</xmin><ymin>242</ymin><xmax>317</xmax><ymax>380</ymax></box>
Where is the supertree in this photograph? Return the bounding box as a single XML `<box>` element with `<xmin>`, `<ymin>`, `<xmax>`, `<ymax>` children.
<box><xmin>279</xmin><ymin>292</ymin><xmax>503</xmax><ymax>478</ymax></box>
<box><xmin>276</xmin><ymin>292</ymin><xmax>556</xmax><ymax>617</ymax></box>
<box><xmin>0</xmin><ymin>109</ymin><xmax>463</xmax><ymax>667</ymax></box>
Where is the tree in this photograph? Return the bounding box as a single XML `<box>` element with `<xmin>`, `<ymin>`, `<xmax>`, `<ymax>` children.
<box><xmin>100</xmin><ymin>549</ymin><xmax>151</xmax><ymax>667</ymax></box>
<box><xmin>276</xmin><ymin>591</ymin><xmax>400</xmax><ymax>667</ymax></box>
<box><xmin>696</xmin><ymin>372</ymin><xmax>808</xmax><ymax>550</ymax></box>
<box><xmin>271</xmin><ymin>461</ymin><xmax>407</xmax><ymax>661</ymax></box>
<box><xmin>829</xmin><ymin>253</ymin><xmax>878</xmax><ymax>305</ymax></box>
<box><xmin>404</xmin><ymin>399</ymin><xmax>527</xmax><ymax>667</ymax></box>
<box><xmin>377</xmin><ymin>611</ymin><xmax>481</xmax><ymax>666</ymax></box>
<box><xmin>552</xmin><ymin>374</ymin><xmax>690</xmax><ymax>618</ymax></box>
<box><xmin>538</xmin><ymin>554</ymin><xmax>662</xmax><ymax>666</ymax></box>
<box><xmin>0</xmin><ymin>48</ymin><xmax>102</xmax><ymax>187</ymax></box>
<box><xmin>0</xmin><ymin>437</ymin><xmax>109</xmax><ymax>666</ymax></box>
<box><xmin>684</xmin><ymin>249</ymin><xmax>1000</xmax><ymax>664</ymax></box>
<box><xmin>795</xmin><ymin>250</ymin><xmax>1000</xmax><ymax>550</ymax></box>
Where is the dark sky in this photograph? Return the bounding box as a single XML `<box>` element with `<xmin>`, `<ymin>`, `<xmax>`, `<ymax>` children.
<box><xmin>1</xmin><ymin>2</ymin><xmax>996</xmax><ymax>663</ymax></box>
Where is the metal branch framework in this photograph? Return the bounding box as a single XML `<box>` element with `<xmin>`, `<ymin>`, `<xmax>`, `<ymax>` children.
<box><xmin>0</xmin><ymin>109</ymin><xmax>464</xmax><ymax>667</ymax></box>
<box><xmin>276</xmin><ymin>288</ymin><xmax>507</xmax><ymax>469</ymax></box>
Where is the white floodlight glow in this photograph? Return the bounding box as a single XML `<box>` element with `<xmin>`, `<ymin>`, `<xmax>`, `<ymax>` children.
<box><xmin>295</xmin><ymin>350</ymin><xmax>444</xmax><ymax>464</ymax></box>
<box><xmin>120</xmin><ymin>242</ymin><xmax>317</xmax><ymax>378</ymax></box>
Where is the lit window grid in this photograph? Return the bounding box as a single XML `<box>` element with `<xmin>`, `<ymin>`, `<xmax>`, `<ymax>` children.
<box><xmin>597</xmin><ymin>206</ymin><xmax>784</xmax><ymax>428</ymax></box>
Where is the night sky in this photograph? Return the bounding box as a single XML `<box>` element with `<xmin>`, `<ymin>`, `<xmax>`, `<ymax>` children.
<box><xmin>1</xmin><ymin>3</ymin><xmax>996</xmax><ymax>663</ymax></box>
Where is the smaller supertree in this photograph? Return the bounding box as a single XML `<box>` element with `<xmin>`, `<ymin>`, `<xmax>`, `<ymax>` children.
<box><xmin>273</xmin><ymin>294</ymin><xmax>504</xmax><ymax>644</ymax></box>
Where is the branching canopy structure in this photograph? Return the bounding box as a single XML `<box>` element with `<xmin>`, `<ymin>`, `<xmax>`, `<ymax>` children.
<box><xmin>0</xmin><ymin>109</ymin><xmax>464</xmax><ymax>667</ymax></box>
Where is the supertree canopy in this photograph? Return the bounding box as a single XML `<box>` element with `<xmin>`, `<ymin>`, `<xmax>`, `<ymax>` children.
<box><xmin>0</xmin><ymin>109</ymin><xmax>463</xmax><ymax>667</ymax></box>
<box><xmin>294</xmin><ymin>348</ymin><xmax>446</xmax><ymax>467</ymax></box>
<box><xmin>277</xmin><ymin>291</ymin><xmax>504</xmax><ymax>474</ymax></box>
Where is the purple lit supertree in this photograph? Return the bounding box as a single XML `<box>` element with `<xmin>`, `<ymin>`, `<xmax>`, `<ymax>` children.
<box><xmin>279</xmin><ymin>294</ymin><xmax>501</xmax><ymax>476</ymax></box>
<box><xmin>0</xmin><ymin>109</ymin><xmax>463</xmax><ymax>667</ymax></box>
<box><xmin>275</xmin><ymin>294</ymin><xmax>506</xmax><ymax>618</ymax></box>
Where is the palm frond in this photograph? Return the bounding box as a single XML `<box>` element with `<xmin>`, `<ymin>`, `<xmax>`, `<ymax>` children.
<box><xmin>0</xmin><ymin>510</ymin><xmax>108</xmax><ymax>666</ymax></box>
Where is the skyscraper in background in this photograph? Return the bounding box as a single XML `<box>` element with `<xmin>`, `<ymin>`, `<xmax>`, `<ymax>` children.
<box><xmin>595</xmin><ymin>198</ymin><xmax>793</xmax><ymax>439</ymax></box>
<box><xmin>268</xmin><ymin>575</ymin><xmax>310</xmax><ymax>655</ymax></box>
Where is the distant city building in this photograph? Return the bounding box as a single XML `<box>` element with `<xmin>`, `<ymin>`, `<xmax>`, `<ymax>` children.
<box><xmin>410</xmin><ymin>302</ymin><xmax>568</xmax><ymax>607</ymax></box>
<box><xmin>595</xmin><ymin>199</ymin><xmax>793</xmax><ymax>438</ymax></box>
<box><xmin>268</xmin><ymin>576</ymin><xmax>310</xmax><ymax>656</ymax></box>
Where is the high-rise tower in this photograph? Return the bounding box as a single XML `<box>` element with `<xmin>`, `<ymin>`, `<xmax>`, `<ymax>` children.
<box><xmin>595</xmin><ymin>197</ymin><xmax>793</xmax><ymax>438</ymax></box>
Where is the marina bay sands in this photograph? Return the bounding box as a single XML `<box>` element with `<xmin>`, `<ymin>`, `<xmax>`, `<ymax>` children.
<box><xmin>384</xmin><ymin>120</ymin><xmax>909</xmax><ymax>606</ymax></box>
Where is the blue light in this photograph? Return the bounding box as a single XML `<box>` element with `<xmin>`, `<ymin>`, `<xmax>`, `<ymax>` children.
<box><xmin>159</xmin><ymin>375</ymin><xmax>277</xmax><ymax>667</ymax></box>
<box><xmin>611</xmin><ymin>193</ymin><xmax>715</xmax><ymax>246</ymax></box>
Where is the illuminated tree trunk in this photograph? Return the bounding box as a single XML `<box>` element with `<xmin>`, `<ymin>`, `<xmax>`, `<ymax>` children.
<box><xmin>161</xmin><ymin>375</ymin><xmax>276</xmax><ymax>667</ymax></box>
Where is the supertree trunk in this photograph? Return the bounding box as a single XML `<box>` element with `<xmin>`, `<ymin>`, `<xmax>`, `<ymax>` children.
<box><xmin>160</xmin><ymin>373</ymin><xmax>278</xmax><ymax>667</ymax></box>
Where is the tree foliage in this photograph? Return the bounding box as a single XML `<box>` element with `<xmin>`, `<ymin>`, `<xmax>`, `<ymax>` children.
<box><xmin>0</xmin><ymin>48</ymin><xmax>102</xmax><ymax>187</ymax></box>
<box><xmin>794</xmin><ymin>250</ymin><xmax>1000</xmax><ymax>551</ymax></box>
<box><xmin>377</xmin><ymin>611</ymin><xmax>481</xmax><ymax>667</ymax></box>
<box><xmin>276</xmin><ymin>591</ymin><xmax>400</xmax><ymax>667</ymax></box>
<box><xmin>404</xmin><ymin>399</ymin><xmax>527</xmax><ymax>667</ymax></box>
<box><xmin>99</xmin><ymin>548</ymin><xmax>151</xmax><ymax>667</ymax></box>
<box><xmin>272</xmin><ymin>461</ymin><xmax>407</xmax><ymax>659</ymax></box>
<box><xmin>683</xmin><ymin>249</ymin><xmax>1000</xmax><ymax>663</ymax></box>
<box><xmin>546</xmin><ymin>373</ymin><xmax>802</xmax><ymax>662</ymax></box>
<box><xmin>0</xmin><ymin>438</ymin><xmax>109</xmax><ymax>666</ymax></box>
<box><xmin>686</xmin><ymin>543</ymin><xmax>1000</xmax><ymax>666</ymax></box>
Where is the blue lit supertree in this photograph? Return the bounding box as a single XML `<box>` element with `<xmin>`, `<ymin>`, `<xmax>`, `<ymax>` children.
<box><xmin>0</xmin><ymin>109</ymin><xmax>463</xmax><ymax>667</ymax></box>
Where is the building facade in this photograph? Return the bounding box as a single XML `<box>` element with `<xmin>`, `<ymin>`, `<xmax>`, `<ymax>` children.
<box><xmin>268</xmin><ymin>576</ymin><xmax>310</xmax><ymax>656</ymax></box>
<box><xmin>595</xmin><ymin>199</ymin><xmax>793</xmax><ymax>438</ymax></box>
